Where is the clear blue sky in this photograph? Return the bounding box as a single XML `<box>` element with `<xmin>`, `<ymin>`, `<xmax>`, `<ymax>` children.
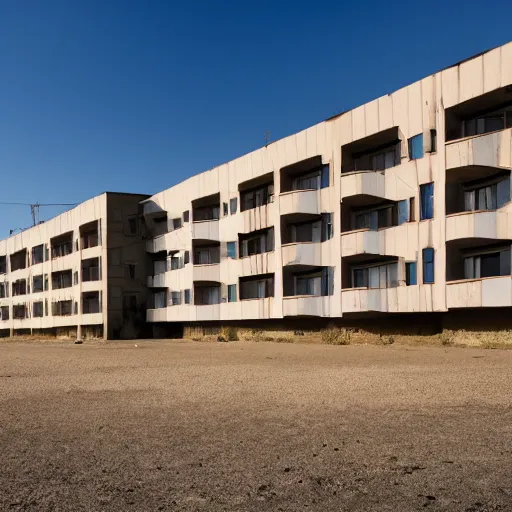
<box><xmin>0</xmin><ymin>0</ymin><xmax>511</xmax><ymax>236</ymax></box>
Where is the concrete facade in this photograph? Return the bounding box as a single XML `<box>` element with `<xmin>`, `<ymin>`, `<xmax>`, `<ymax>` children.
<box><xmin>143</xmin><ymin>42</ymin><xmax>512</xmax><ymax>327</ymax></box>
<box><xmin>0</xmin><ymin>192</ymin><xmax>149</xmax><ymax>339</ymax></box>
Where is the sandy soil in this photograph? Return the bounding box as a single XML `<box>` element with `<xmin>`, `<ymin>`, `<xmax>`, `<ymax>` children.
<box><xmin>1</xmin><ymin>340</ymin><xmax>512</xmax><ymax>511</ymax></box>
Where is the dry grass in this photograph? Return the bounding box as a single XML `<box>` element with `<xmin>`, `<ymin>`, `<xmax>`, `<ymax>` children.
<box><xmin>321</xmin><ymin>325</ymin><xmax>351</xmax><ymax>345</ymax></box>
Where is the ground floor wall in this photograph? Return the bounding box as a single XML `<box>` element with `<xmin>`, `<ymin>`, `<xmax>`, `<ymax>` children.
<box><xmin>0</xmin><ymin>324</ymin><xmax>104</xmax><ymax>340</ymax></box>
<box><xmin>156</xmin><ymin>309</ymin><xmax>512</xmax><ymax>347</ymax></box>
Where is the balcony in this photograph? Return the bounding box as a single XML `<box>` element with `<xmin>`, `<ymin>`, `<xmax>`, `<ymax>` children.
<box><xmin>446</xmin><ymin>211</ymin><xmax>501</xmax><ymax>241</ymax></box>
<box><xmin>341</xmin><ymin>286</ymin><xmax>422</xmax><ymax>313</ymax></box>
<box><xmin>282</xmin><ymin>242</ymin><xmax>323</xmax><ymax>267</ymax></box>
<box><xmin>193</xmin><ymin>264</ymin><xmax>220</xmax><ymax>282</ymax></box>
<box><xmin>192</xmin><ymin>193</ymin><xmax>220</xmax><ymax>241</ymax></box>
<box><xmin>146</xmin><ymin>235</ymin><xmax>167</xmax><ymax>253</ymax></box>
<box><xmin>341</xmin><ymin>127</ymin><xmax>402</xmax><ymax>174</ymax></box>
<box><xmin>192</xmin><ymin>220</ymin><xmax>220</xmax><ymax>241</ymax></box>
<box><xmin>147</xmin><ymin>308</ymin><xmax>167</xmax><ymax>322</ymax></box>
<box><xmin>147</xmin><ymin>273</ymin><xmax>167</xmax><ymax>288</ymax></box>
<box><xmin>283</xmin><ymin>266</ymin><xmax>333</xmax><ymax>301</ymax></box>
<box><xmin>282</xmin><ymin>296</ymin><xmax>331</xmax><ymax>317</ymax></box>
<box><xmin>340</xmin><ymin>171</ymin><xmax>386</xmax><ymax>200</ymax></box>
<box><xmin>280</xmin><ymin>190</ymin><xmax>321</xmax><ymax>216</ymax></box>
<box><xmin>447</xmin><ymin>276</ymin><xmax>512</xmax><ymax>309</ymax></box>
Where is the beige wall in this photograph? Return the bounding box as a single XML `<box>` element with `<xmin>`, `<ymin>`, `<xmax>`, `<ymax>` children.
<box><xmin>0</xmin><ymin>192</ymin><xmax>149</xmax><ymax>339</ymax></box>
<box><xmin>144</xmin><ymin>42</ymin><xmax>512</xmax><ymax>323</ymax></box>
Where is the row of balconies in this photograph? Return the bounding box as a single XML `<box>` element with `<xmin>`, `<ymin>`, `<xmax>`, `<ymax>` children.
<box><xmin>0</xmin><ymin>291</ymin><xmax>102</xmax><ymax>324</ymax></box>
<box><xmin>0</xmin><ymin>220</ymin><xmax>101</xmax><ymax>275</ymax></box>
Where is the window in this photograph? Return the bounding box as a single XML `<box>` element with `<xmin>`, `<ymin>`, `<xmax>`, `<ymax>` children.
<box><xmin>194</xmin><ymin>286</ymin><xmax>220</xmax><ymax>305</ymax></box>
<box><xmin>0</xmin><ymin>282</ymin><xmax>8</xmax><ymax>298</ymax></box>
<box><xmin>153</xmin><ymin>291</ymin><xmax>167</xmax><ymax>309</ymax></box>
<box><xmin>45</xmin><ymin>299</ymin><xmax>48</xmax><ymax>316</ymax></box>
<box><xmin>73</xmin><ymin>271</ymin><xmax>78</xmax><ymax>285</ymax></box>
<box><xmin>351</xmin><ymin>263</ymin><xmax>398</xmax><ymax>289</ymax></box>
<box><xmin>240</xmin><ymin>228</ymin><xmax>274</xmax><ymax>257</ymax></box>
<box><xmin>430</xmin><ymin>129</ymin><xmax>437</xmax><ymax>153</ymax></box>
<box><xmin>0</xmin><ymin>256</ymin><xmax>6</xmax><ymax>274</ymax></box>
<box><xmin>184</xmin><ymin>289</ymin><xmax>191</xmax><ymax>304</ymax></box>
<box><xmin>398</xmin><ymin>200</ymin><xmax>410</xmax><ymax>225</ymax></box>
<box><xmin>422</xmin><ymin>248</ymin><xmax>435</xmax><ymax>284</ymax></box>
<box><xmin>44</xmin><ymin>275</ymin><xmax>49</xmax><ymax>291</ymax></box>
<box><xmin>408</xmin><ymin>134</ymin><xmax>424</xmax><ymax>160</ymax></box>
<box><xmin>230</xmin><ymin>198</ymin><xmax>238</xmax><ymax>214</ymax></box>
<box><xmin>409</xmin><ymin>197</ymin><xmax>416</xmax><ymax>222</ymax></box>
<box><xmin>170</xmin><ymin>291</ymin><xmax>181</xmax><ymax>306</ymax></box>
<box><xmin>295</xmin><ymin>170</ymin><xmax>321</xmax><ymax>191</ymax></box>
<box><xmin>194</xmin><ymin>246</ymin><xmax>220</xmax><ymax>265</ymax></box>
<box><xmin>462</xmin><ymin>110</ymin><xmax>512</xmax><ymax>138</ymax></box>
<box><xmin>296</xmin><ymin>276</ymin><xmax>320</xmax><ymax>296</ymax></box>
<box><xmin>464</xmin><ymin>179</ymin><xmax>510</xmax><ymax>212</ymax></box>
<box><xmin>13</xmin><ymin>305</ymin><xmax>26</xmax><ymax>319</ymax></box>
<box><xmin>240</xmin><ymin>276</ymin><xmax>274</xmax><ymax>300</ymax></box>
<box><xmin>184</xmin><ymin>251</ymin><xmax>190</xmax><ymax>264</ymax></box>
<box><xmin>321</xmin><ymin>213</ymin><xmax>333</xmax><ymax>241</ymax></box>
<box><xmin>240</xmin><ymin>184</ymin><xmax>274</xmax><ymax>212</ymax></box>
<box><xmin>33</xmin><ymin>275</ymin><xmax>44</xmax><ymax>293</ymax></box>
<box><xmin>406</xmin><ymin>262</ymin><xmax>417</xmax><ymax>286</ymax></box>
<box><xmin>371</xmin><ymin>148</ymin><xmax>398</xmax><ymax>171</ymax></box>
<box><xmin>169</xmin><ymin>256</ymin><xmax>180</xmax><ymax>270</ymax></box>
<box><xmin>12</xmin><ymin>280</ymin><xmax>27</xmax><ymax>296</ymax></box>
<box><xmin>354</xmin><ymin>206</ymin><xmax>395</xmax><ymax>230</ymax></box>
<box><xmin>128</xmin><ymin>218</ymin><xmax>138</xmax><ymax>235</ymax></box>
<box><xmin>172</xmin><ymin>218</ymin><xmax>182</xmax><ymax>230</ymax></box>
<box><xmin>194</xmin><ymin>205</ymin><xmax>220</xmax><ymax>221</ymax></box>
<box><xmin>223</xmin><ymin>202</ymin><xmax>229</xmax><ymax>216</ymax></box>
<box><xmin>0</xmin><ymin>306</ymin><xmax>9</xmax><ymax>320</ymax></box>
<box><xmin>463</xmin><ymin>248</ymin><xmax>511</xmax><ymax>279</ymax></box>
<box><xmin>52</xmin><ymin>271</ymin><xmax>73</xmax><ymax>290</ymax></box>
<box><xmin>420</xmin><ymin>183</ymin><xmax>434</xmax><ymax>220</ymax></box>
<box><xmin>127</xmin><ymin>264</ymin><xmax>136</xmax><ymax>279</ymax></box>
<box><xmin>227</xmin><ymin>242</ymin><xmax>237</xmax><ymax>259</ymax></box>
<box><xmin>320</xmin><ymin>165</ymin><xmax>330</xmax><ymax>188</ymax></box>
<box><xmin>33</xmin><ymin>301</ymin><xmax>44</xmax><ymax>318</ymax></box>
<box><xmin>183</xmin><ymin>210</ymin><xmax>190</xmax><ymax>223</ymax></box>
<box><xmin>52</xmin><ymin>300</ymin><xmax>73</xmax><ymax>316</ymax></box>
<box><xmin>228</xmin><ymin>284</ymin><xmax>237</xmax><ymax>302</ymax></box>
<box><xmin>31</xmin><ymin>245</ymin><xmax>44</xmax><ymax>265</ymax></box>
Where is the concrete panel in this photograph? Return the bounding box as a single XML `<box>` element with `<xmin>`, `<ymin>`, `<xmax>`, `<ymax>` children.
<box><xmin>482</xmin><ymin>277</ymin><xmax>512</xmax><ymax>307</ymax></box>
<box><xmin>282</xmin><ymin>243</ymin><xmax>323</xmax><ymax>267</ymax></box>
<box><xmin>483</xmin><ymin>47</ymin><xmax>501</xmax><ymax>94</ymax></box>
<box><xmin>279</xmin><ymin>190</ymin><xmax>320</xmax><ymax>216</ymax></box>
<box><xmin>192</xmin><ymin>220</ymin><xmax>220</xmax><ymax>241</ymax></box>
<box><xmin>378</xmin><ymin>95</ymin><xmax>393</xmax><ymax>132</ymax></box>
<box><xmin>501</xmin><ymin>43</ymin><xmax>512</xmax><ymax>88</ymax></box>
<box><xmin>364</xmin><ymin>100</ymin><xmax>379</xmax><ymax>137</ymax></box>
<box><xmin>459</xmin><ymin>55</ymin><xmax>483</xmax><ymax>103</ymax></box>
<box><xmin>446</xmin><ymin>281</ymin><xmax>482</xmax><ymax>308</ymax></box>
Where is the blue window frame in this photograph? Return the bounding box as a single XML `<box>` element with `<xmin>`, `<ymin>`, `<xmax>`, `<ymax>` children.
<box><xmin>398</xmin><ymin>200</ymin><xmax>409</xmax><ymax>225</ymax></box>
<box><xmin>405</xmin><ymin>262</ymin><xmax>417</xmax><ymax>286</ymax></box>
<box><xmin>420</xmin><ymin>182</ymin><xmax>434</xmax><ymax>220</ymax></box>
<box><xmin>320</xmin><ymin>165</ymin><xmax>329</xmax><ymax>189</ymax></box>
<box><xmin>422</xmin><ymin>248</ymin><xmax>435</xmax><ymax>284</ymax></box>
<box><xmin>226</xmin><ymin>242</ymin><xmax>237</xmax><ymax>259</ymax></box>
<box><xmin>409</xmin><ymin>134</ymin><xmax>424</xmax><ymax>160</ymax></box>
<box><xmin>228</xmin><ymin>284</ymin><xmax>237</xmax><ymax>302</ymax></box>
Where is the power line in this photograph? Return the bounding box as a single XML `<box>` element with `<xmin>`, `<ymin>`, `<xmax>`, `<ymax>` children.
<box><xmin>0</xmin><ymin>201</ymin><xmax>78</xmax><ymax>227</ymax></box>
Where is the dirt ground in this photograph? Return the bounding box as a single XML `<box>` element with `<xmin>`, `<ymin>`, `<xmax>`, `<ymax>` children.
<box><xmin>1</xmin><ymin>340</ymin><xmax>512</xmax><ymax>511</ymax></box>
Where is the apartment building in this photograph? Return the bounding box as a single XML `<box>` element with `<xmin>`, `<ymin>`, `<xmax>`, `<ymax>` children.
<box><xmin>0</xmin><ymin>192</ymin><xmax>149</xmax><ymax>339</ymax></box>
<box><xmin>143</xmin><ymin>42</ymin><xmax>512</xmax><ymax>331</ymax></box>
